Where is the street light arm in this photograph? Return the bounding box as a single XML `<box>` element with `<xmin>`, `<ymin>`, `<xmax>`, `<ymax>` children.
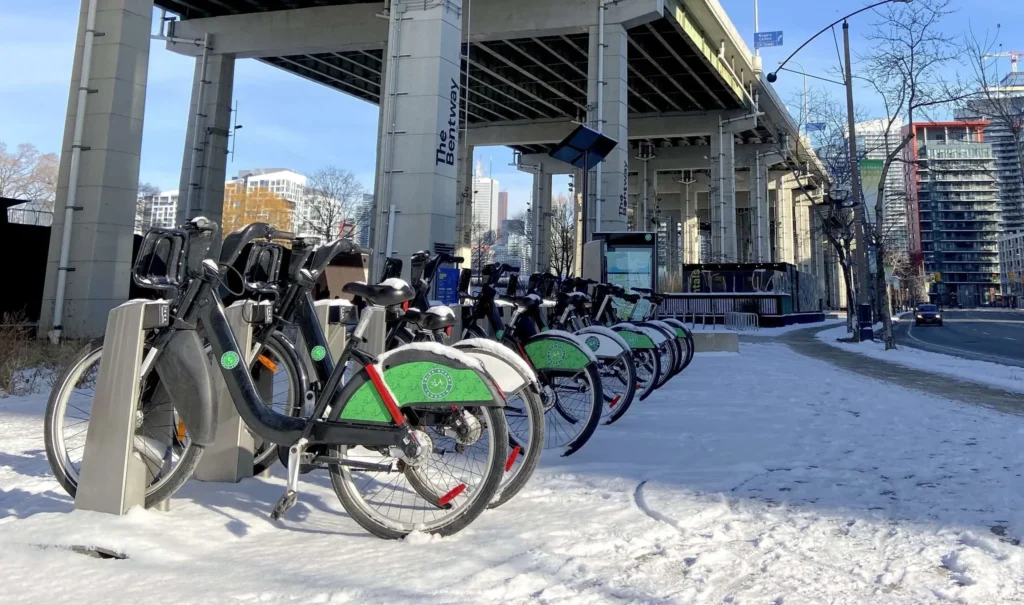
<box><xmin>768</xmin><ymin>0</ymin><xmax>911</xmax><ymax>82</ymax></box>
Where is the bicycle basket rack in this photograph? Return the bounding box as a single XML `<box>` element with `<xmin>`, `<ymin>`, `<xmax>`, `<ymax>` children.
<box><xmin>242</xmin><ymin>240</ymin><xmax>284</xmax><ymax>295</ymax></box>
<box><xmin>132</xmin><ymin>228</ymin><xmax>188</xmax><ymax>292</ymax></box>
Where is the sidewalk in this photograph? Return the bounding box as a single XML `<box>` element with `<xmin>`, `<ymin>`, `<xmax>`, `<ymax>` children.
<box><xmin>762</xmin><ymin>326</ymin><xmax>1024</xmax><ymax>416</ymax></box>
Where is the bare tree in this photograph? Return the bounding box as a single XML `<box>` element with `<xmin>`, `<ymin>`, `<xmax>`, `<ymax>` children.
<box><xmin>549</xmin><ymin>193</ymin><xmax>576</xmax><ymax>278</ymax></box>
<box><xmin>796</xmin><ymin>89</ymin><xmax>864</xmax><ymax>330</ymax></box>
<box><xmin>299</xmin><ymin>166</ymin><xmax>367</xmax><ymax>240</ymax></box>
<box><xmin>135</xmin><ymin>181</ymin><xmax>160</xmax><ymax>233</ymax></box>
<box><xmin>0</xmin><ymin>142</ymin><xmax>58</xmax><ymax>202</ymax></box>
<box><xmin>861</xmin><ymin>0</ymin><xmax>964</xmax><ymax>349</ymax></box>
<box><xmin>958</xmin><ymin>25</ymin><xmax>1024</xmax><ymax>231</ymax></box>
<box><xmin>470</xmin><ymin>222</ymin><xmax>497</xmax><ymax>278</ymax></box>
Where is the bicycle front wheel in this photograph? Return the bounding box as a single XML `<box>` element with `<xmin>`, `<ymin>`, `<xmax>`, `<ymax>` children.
<box><xmin>44</xmin><ymin>339</ymin><xmax>205</xmax><ymax>507</ymax></box>
<box><xmin>539</xmin><ymin>362</ymin><xmax>602</xmax><ymax>456</ymax></box>
<box><xmin>328</xmin><ymin>403</ymin><xmax>507</xmax><ymax>539</ymax></box>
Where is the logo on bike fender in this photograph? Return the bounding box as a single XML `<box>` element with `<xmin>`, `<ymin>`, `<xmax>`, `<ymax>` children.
<box><xmin>220</xmin><ymin>351</ymin><xmax>241</xmax><ymax>370</ymax></box>
<box><xmin>585</xmin><ymin>336</ymin><xmax>600</xmax><ymax>352</ymax></box>
<box><xmin>310</xmin><ymin>345</ymin><xmax>327</xmax><ymax>362</ymax></box>
<box><xmin>421</xmin><ymin>368</ymin><xmax>454</xmax><ymax>399</ymax></box>
<box><xmin>546</xmin><ymin>343</ymin><xmax>567</xmax><ymax>364</ymax></box>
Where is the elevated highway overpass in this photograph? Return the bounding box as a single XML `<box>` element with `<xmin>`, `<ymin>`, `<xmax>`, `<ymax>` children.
<box><xmin>41</xmin><ymin>0</ymin><xmax>829</xmax><ymax>337</ymax></box>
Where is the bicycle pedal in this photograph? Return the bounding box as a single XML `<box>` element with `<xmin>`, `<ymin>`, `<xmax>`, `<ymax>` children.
<box><xmin>270</xmin><ymin>489</ymin><xmax>298</xmax><ymax>520</ymax></box>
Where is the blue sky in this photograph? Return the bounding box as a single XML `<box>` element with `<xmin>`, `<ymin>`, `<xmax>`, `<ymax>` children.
<box><xmin>2</xmin><ymin>0</ymin><xmax>1021</xmax><ymax>216</ymax></box>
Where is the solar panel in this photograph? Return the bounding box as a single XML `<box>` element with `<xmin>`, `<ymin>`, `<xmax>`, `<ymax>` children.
<box><xmin>548</xmin><ymin>124</ymin><xmax>618</xmax><ymax>169</ymax></box>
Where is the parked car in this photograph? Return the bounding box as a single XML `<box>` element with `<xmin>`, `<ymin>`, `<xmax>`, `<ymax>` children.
<box><xmin>915</xmin><ymin>303</ymin><xmax>943</xmax><ymax>326</ymax></box>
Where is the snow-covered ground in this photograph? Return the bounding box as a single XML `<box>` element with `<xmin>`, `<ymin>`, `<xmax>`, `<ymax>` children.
<box><xmin>3</xmin><ymin>344</ymin><xmax>1024</xmax><ymax>603</ymax></box>
<box><xmin>687</xmin><ymin>317</ymin><xmax>847</xmax><ymax>336</ymax></box>
<box><xmin>817</xmin><ymin>324</ymin><xmax>1024</xmax><ymax>394</ymax></box>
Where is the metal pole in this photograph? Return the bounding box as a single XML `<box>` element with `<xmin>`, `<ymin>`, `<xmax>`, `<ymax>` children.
<box><xmin>843</xmin><ymin>21</ymin><xmax>871</xmax><ymax>310</ymax></box>
<box><xmin>581</xmin><ymin>154</ymin><xmax>590</xmax><ymax>242</ymax></box>
<box><xmin>51</xmin><ymin>0</ymin><xmax>99</xmax><ymax>342</ymax></box>
<box><xmin>185</xmin><ymin>33</ymin><xmax>211</xmax><ymax>217</ymax></box>
<box><xmin>754</xmin><ymin>0</ymin><xmax>759</xmax><ymax>56</ymax></box>
<box><xmin>594</xmin><ymin>0</ymin><xmax>606</xmax><ymax>236</ymax></box>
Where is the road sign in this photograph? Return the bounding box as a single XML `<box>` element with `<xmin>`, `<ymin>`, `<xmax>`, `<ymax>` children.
<box><xmin>434</xmin><ymin>267</ymin><xmax>460</xmax><ymax>305</ymax></box>
<box><xmin>754</xmin><ymin>31</ymin><xmax>784</xmax><ymax>48</ymax></box>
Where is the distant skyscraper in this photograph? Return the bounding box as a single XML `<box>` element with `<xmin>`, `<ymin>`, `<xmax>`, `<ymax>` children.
<box><xmin>355</xmin><ymin>193</ymin><xmax>374</xmax><ymax>247</ymax></box>
<box><xmin>472</xmin><ymin>161</ymin><xmax>499</xmax><ymax>236</ymax></box>
<box><xmin>855</xmin><ymin>118</ymin><xmax>909</xmax><ymax>260</ymax></box>
<box><xmin>498</xmin><ymin>191</ymin><xmax>508</xmax><ymax>226</ymax></box>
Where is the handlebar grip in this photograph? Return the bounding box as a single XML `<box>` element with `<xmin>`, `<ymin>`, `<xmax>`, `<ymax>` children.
<box><xmin>452</xmin><ymin>256</ymin><xmax>464</xmax><ymax>264</ymax></box>
<box><xmin>506</xmin><ymin>265</ymin><xmax>521</xmax><ymax>273</ymax></box>
<box><xmin>273</xmin><ymin>230</ymin><xmax>296</xmax><ymax>241</ymax></box>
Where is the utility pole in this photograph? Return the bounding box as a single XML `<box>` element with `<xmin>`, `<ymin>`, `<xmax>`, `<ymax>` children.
<box><xmin>843</xmin><ymin>21</ymin><xmax>871</xmax><ymax>335</ymax></box>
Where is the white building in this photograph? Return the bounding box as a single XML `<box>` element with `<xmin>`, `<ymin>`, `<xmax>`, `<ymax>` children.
<box><xmin>472</xmin><ymin>162</ymin><xmax>500</xmax><ymax>236</ymax></box>
<box><xmin>855</xmin><ymin>118</ymin><xmax>909</xmax><ymax>260</ymax></box>
<box><xmin>147</xmin><ymin>190</ymin><xmax>178</xmax><ymax>232</ymax></box>
<box><xmin>234</xmin><ymin>168</ymin><xmax>307</xmax><ymax>227</ymax></box>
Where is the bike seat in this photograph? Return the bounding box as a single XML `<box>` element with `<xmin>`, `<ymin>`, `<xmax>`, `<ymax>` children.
<box><xmin>404</xmin><ymin>306</ymin><xmax>456</xmax><ymax>331</ymax></box>
<box><xmin>498</xmin><ymin>293</ymin><xmax>543</xmax><ymax>309</ymax></box>
<box><xmin>342</xmin><ymin>278</ymin><xmax>415</xmax><ymax>307</ymax></box>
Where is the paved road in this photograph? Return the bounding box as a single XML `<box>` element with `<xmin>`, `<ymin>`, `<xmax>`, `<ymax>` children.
<box><xmin>892</xmin><ymin>309</ymin><xmax>1024</xmax><ymax>368</ymax></box>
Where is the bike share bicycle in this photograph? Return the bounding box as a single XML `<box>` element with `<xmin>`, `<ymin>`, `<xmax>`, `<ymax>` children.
<box><xmin>348</xmin><ymin>249</ymin><xmax>547</xmax><ymax>508</ymax></box>
<box><xmin>45</xmin><ymin>218</ymin><xmax>511</xmax><ymax>539</ymax></box>
<box><xmin>460</xmin><ymin>262</ymin><xmax>603</xmax><ymax>456</ymax></box>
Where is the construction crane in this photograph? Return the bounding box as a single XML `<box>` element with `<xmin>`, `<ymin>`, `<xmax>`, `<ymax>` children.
<box><xmin>983</xmin><ymin>50</ymin><xmax>1022</xmax><ymax>73</ymax></box>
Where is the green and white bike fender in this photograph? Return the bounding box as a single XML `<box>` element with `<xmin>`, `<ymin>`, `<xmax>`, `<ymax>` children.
<box><xmin>660</xmin><ymin>318</ymin><xmax>692</xmax><ymax>341</ymax></box>
<box><xmin>576</xmin><ymin>325</ymin><xmax>632</xmax><ymax>359</ymax></box>
<box><xmin>610</xmin><ymin>324</ymin><xmax>659</xmax><ymax>349</ymax></box>
<box><xmin>454</xmin><ymin>338</ymin><xmax>539</xmax><ymax>395</ymax></box>
<box><xmin>524</xmin><ymin>330</ymin><xmax>597</xmax><ymax>371</ymax></box>
<box><xmin>335</xmin><ymin>343</ymin><xmax>506</xmax><ymax>424</ymax></box>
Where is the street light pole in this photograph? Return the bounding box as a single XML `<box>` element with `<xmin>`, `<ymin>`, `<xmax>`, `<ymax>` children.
<box><xmin>843</xmin><ymin>21</ymin><xmax>871</xmax><ymax>311</ymax></box>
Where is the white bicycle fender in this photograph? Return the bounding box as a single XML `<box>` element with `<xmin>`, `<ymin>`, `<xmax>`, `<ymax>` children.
<box><xmin>576</xmin><ymin>325</ymin><xmax>631</xmax><ymax>358</ymax></box>
<box><xmin>454</xmin><ymin>338</ymin><xmax>537</xmax><ymax>395</ymax></box>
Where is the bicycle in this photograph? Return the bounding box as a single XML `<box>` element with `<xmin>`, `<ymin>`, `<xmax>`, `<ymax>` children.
<box><xmin>461</xmin><ymin>263</ymin><xmax>603</xmax><ymax>456</ymax></box>
<box><xmin>46</xmin><ymin>218</ymin><xmax>510</xmax><ymax>539</ymax></box>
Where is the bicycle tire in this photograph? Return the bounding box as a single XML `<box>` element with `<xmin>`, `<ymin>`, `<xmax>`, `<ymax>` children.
<box><xmin>251</xmin><ymin>331</ymin><xmax>306</xmax><ymax>475</ymax></box>
<box><xmin>327</xmin><ymin>397</ymin><xmax>507</xmax><ymax>540</ymax></box>
<box><xmin>543</xmin><ymin>361</ymin><xmax>603</xmax><ymax>457</ymax></box>
<box><xmin>44</xmin><ymin>338</ymin><xmax>205</xmax><ymax>508</ymax></box>
<box><xmin>602</xmin><ymin>352</ymin><xmax>637</xmax><ymax>425</ymax></box>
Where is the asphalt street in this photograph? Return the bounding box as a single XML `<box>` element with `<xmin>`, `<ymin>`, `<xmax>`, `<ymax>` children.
<box><xmin>893</xmin><ymin>309</ymin><xmax>1024</xmax><ymax>368</ymax></box>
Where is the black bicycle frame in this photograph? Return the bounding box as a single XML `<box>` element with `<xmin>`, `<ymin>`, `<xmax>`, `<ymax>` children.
<box><xmin>173</xmin><ymin>259</ymin><xmax>408</xmax><ymax>450</ymax></box>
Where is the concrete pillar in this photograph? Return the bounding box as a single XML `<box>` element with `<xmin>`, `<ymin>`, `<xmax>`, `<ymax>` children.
<box><xmin>710</xmin><ymin>127</ymin><xmax>736</xmax><ymax>261</ymax></box>
<box><xmin>773</xmin><ymin>176</ymin><xmax>793</xmax><ymax>265</ymax></box>
<box><xmin>177</xmin><ymin>52</ymin><xmax>235</xmax><ymax>231</ymax></box>
<box><xmin>372</xmin><ymin>0</ymin><xmax>463</xmax><ymax>279</ymax></box>
<box><xmin>754</xmin><ymin>161</ymin><xmax>770</xmax><ymax>262</ymax></box>
<box><xmin>531</xmin><ymin>167</ymin><xmax>552</xmax><ymax>274</ymax></box>
<box><xmin>40</xmin><ymin>0</ymin><xmax>154</xmax><ymax>339</ymax></box>
<box><xmin>587</xmin><ymin>22</ymin><xmax>629</xmax><ymax>236</ymax></box>
<box><xmin>454</xmin><ymin>143</ymin><xmax>474</xmax><ymax>261</ymax></box>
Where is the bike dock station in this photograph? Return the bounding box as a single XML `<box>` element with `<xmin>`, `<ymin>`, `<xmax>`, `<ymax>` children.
<box><xmin>74</xmin><ymin>299</ymin><xmax>169</xmax><ymax>516</ymax></box>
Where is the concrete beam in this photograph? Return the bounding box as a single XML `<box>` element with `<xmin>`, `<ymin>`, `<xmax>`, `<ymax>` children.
<box><xmin>626</xmin><ymin>143</ymin><xmax>783</xmax><ymax>171</ymax></box>
<box><xmin>166</xmin><ymin>0</ymin><xmax>663</xmax><ymax>58</ymax></box>
<box><xmin>465</xmin><ymin>111</ymin><xmax>763</xmax><ymax>147</ymax></box>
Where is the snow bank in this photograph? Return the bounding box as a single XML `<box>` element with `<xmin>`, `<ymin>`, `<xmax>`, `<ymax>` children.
<box><xmin>817</xmin><ymin>324</ymin><xmax>1024</xmax><ymax>394</ymax></box>
<box><xmin>3</xmin><ymin>344</ymin><xmax>1024</xmax><ymax>603</ymax></box>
